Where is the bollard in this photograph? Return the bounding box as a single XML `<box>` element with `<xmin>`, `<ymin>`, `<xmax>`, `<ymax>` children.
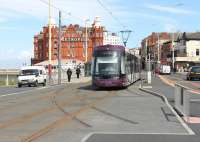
<box><xmin>174</xmin><ymin>84</ymin><xmax>190</xmax><ymax>122</ymax></box>
<box><xmin>147</xmin><ymin>71</ymin><xmax>151</xmax><ymax>84</ymax></box>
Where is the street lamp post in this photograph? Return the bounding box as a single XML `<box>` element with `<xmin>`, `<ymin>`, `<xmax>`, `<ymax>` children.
<box><xmin>171</xmin><ymin>31</ymin><xmax>182</xmax><ymax>73</ymax></box>
<box><xmin>58</xmin><ymin>11</ymin><xmax>62</xmax><ymax>85</ymax></box>
<box><xmin>145</xmin><ymin>39</ymin><xmax>151</xmax><ymax>84</ymax></box>
<box><xmin>172</xmin><ymin>33</ymin><xmax>175</xmax><ymax>72</ymax></box>
<box><xmin>157</xmin><ymin>33</ymin><xmax>160</xmax><ymax>64</ymax></box>
<box><xmin>120</xmin><ymin>30</ymin><xmax>132</xmax><ymax>47</ymax></box>
<box><xmin>85</xmin><ymin>19</ymin><xmax>89</xmax><ymax>62</ymax></box>
<box><xmin>48</xmin><ymin>0</ymin><xmax>52</xmax><ymax>83</ymax></box>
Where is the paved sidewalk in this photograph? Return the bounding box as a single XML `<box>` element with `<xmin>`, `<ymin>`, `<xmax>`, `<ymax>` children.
<box><xmin>143</xmin><ymin>75</ymin><xmax>175</xmax><ymax>101</ymax></box>
<box><xmin>48</xmin><ymin>69</ymin><xmax>91</xmax><ymax>85</ymax></box>
<box><xmin>141</xmin><ymin>75</ymin><xmax>200</xmax><ymax>134</ymax></box>
<box><xmin>63</xmin><ymin>76</ymin><xmax>91</xmax><ymax>84</ymax></box>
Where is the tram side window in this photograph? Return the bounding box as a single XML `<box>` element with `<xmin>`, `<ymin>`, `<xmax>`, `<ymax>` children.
<box><xmin>121</xmin><ymin>56</ymin><xmax>125</xmax><ymax>74</ymax></box>
<box><xmin>130</xmin><ymin>55</ymin><xmax>134</xmax><ymax>73</ymax></box>
<box><xmin>91</xmin><ymin>58</ymin><xmax>95</xmax><ymax>75</ymax></box>
<box><xmin>125</xmin><ymin>54</ymin><xmax>131</xmax><ymax>74</ymax></box>
<box><xmin>134</xmin><ymin>57</ymin><xmax>137</xmax><ymax>72</ymax></box>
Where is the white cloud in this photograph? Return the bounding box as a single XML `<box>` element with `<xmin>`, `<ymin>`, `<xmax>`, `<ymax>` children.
<box><xmin>0</xmin><ymin>0</ymin><xmax>49</xmax><ymax>19</ymax></box>
<box><xmin>0</xmin><ymin>48</ymin><xmax>33</xmax><ymax>61</ymax></box>
<box><xmin>123</xmin><ymin>11</ymin><xmax>177</xmax><ymax>24</ymax></box>
<box><xmin>0</xmin><ymin>0</ymin><xmax>130</xmax><ymax>29</ymax></box>
<box><xmin>16</xmin><ymin>50</ymin><xmax>33</xmax><ymax>60</ymax></box>
<box><xmin>0</xmin><ymin>0</ymin><xmax>122</xmax><ymax>22</ymax></box>
<box><xmin>146</xmin><ymin>4</ymin><xmax>196</xmax><ymax>15</ymax></box>
<box><xmin>164</xmin><ymin>23</ymin><xmax>178</xmax><ymax>32</ymax></box>
<box><xmin>0</xmin><ymin>26</ymin><xmax>18</xmax><ymax>31</ymax></box>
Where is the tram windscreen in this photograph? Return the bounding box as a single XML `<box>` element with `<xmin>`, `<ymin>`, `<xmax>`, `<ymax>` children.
<box><xmin>94</xmin><ymin>51</ymin><xmax>119</xmax><ymax>75</ymax></box>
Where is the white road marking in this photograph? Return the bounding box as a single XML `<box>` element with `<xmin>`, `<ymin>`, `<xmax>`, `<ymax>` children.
<box><xmin>142</xmin><ymin>86</ymin><xmax>152</xmax><ymax>89</ymax></box>
<box><xmin>82</xmin><ymin>132</ymin><xmax>191</xmax><ymax>142</ymax></box>
<box><xmin>0</xmin><ymin>85</ymin><xmax>57</xmax><ymax>98</ymax></box>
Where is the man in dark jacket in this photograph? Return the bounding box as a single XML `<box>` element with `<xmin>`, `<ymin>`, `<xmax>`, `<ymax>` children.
<box><xmin>76</xmin><ymin>67</ymin><xmax>81</xmax><ymax>78</ymax></box>
<box><xmin>67</xmin><ymin>68</ymin><xmax>72</xmax><ymax>82</ymax></box>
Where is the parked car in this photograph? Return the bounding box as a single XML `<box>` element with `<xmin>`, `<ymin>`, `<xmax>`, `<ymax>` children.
<box><xmin>186</xmin><ymin>66</ymin><xmax>200</xmax><ymax>80</ymax></box>
<box><xmin>18</xmin><ymin>66</ymin><xmax>47</xmax><ymax>87</ymax></box>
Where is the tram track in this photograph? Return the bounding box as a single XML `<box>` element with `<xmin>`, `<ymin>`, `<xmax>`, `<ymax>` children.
<box><xmin>52</xmin><ymin>96</ymin><xmax>92</xmax><ymax>128</ymax></box>
<box><xmin>0</xmin><ymin>82</ymin><xmax>117</xmax><ymax>142</ymax></box>
<box><xmin>20</xmin><ymin>91</ymin><xmax>116</xmax><ymax>142</ymax></box>
<box><xmin>0</xmin><ymin>86</ymin><xmax>67</xmax><ymax>115</ymax></box>
<box><xmin>0</xmin><ymin>88</ymin><xmax>85</xmax><ymax>129</ymax></box>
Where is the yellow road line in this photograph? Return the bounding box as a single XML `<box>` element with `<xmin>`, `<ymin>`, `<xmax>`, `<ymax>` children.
<box><xmin>159</xmin><ymin>75</ymin><xmax>176</xmax><ymax>87</ymax></box>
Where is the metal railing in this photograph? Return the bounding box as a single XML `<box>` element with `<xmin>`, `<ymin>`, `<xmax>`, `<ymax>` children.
<box><xmin>0</xmin><ymin>69</ymin><xmax>19</xmax><ymax>86</ymax></box>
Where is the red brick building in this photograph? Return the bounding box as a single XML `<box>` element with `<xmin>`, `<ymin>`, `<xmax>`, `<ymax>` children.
<box><xmin>31</xmin><ymin>18</ymin><xmax>104</xmax><ymax>65</ymax></box>
<box><xmin>140</xmin><ymin>32</ymin><xmax>171</xmax><ymax>69</ymax></box>
<box><xmin>160</xmin><ymin>41</ymin><xmax>172</xmax><ymax>65</ymax></box>
<box><xmin>141</xmin><ymin>32</ymin><xmax>170</xmax><ymax>60</ymax></box>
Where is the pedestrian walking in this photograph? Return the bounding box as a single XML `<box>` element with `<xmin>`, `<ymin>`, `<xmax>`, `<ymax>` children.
<box><xmin>76</xmin><ymin>67</ymin><xmax>81</xmax><ymax>79</ymax></box>
<box><xmin>67</xmin><ymin>68</ymin><xmax>72</xmax><ymax>82</ymax></box>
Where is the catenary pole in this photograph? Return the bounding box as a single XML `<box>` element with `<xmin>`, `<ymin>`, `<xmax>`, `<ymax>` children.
<box><xmin>157</xmin><ymin>33</ymin><xmax>160</xmax><ymax>63</ymax></box>
<box><xmin>58</xmin><ymin>11</ymin><xmax>62</xmax><ymax>84</ymax></box>
<box><xmin>172</xmin><ymin>33</ymin><xmax>175</xmax><ymax>72</ymax></box>
<box><xmin>85</xmin><ymin>19</ymin><xmax>89</xmax><ymax>62</ymax></box>
<box><xmin>48</xmin><ymin>0</ymin><xmax>52</xmax><ymax>83</ymax></box>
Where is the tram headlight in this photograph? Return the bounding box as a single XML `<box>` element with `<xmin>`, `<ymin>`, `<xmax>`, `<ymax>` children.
<box><xmin>113</xmin><ymin>76</ymin><xmax>119</xmax><ymax>80</ymax></box>
<box><xmin>94</xmin><ymin>76</ymin><xmax>100</xmax><ymax>79</ymax></box>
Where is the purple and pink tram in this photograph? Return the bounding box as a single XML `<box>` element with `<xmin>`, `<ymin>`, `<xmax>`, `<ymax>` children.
<box><xmin>92</xmin><ymin>45</ymin><xmax>140</xmax><ymax>88</ymax></box>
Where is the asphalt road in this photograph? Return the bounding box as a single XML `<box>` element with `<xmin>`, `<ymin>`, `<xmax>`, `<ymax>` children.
<box><xmin>166</xmin><ymin>73</ymin><xmax>200</xmax><ymax>91</ymax></box>
<box><xmin>162</xmin><ymin>73</ymin><xmax>200</xmax><ymax>103</ymax></box>
<box><xmin>0</xmin><ymin>85</ymin><xmax>38</xmax><ymax>96</ymax></box>
<box><xmin>0</xmin><ymin>81</ymin><xmax>190</xmax><ymax>142</ymax></box>
<box><xmin>0</xmin><ymin>83</ymin><xmax>62</xmax><ymax>96</ymax></box>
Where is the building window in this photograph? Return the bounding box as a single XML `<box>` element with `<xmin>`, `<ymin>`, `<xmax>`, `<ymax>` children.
<box><xmin>196</xmin><ymin>49</ymin><xmax>199</xmax><ymax>56</ymax></box>
<box><xmin>183</xmin><ymin>49</ymin><xmax>186</xmax><ymax>53</ymax></box>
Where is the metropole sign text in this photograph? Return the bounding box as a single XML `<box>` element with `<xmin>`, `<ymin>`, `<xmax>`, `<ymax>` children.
<box><xmin>61</xmin><ymin>37</ymin><xmax>83</xmax><ymax>42</ymax></box>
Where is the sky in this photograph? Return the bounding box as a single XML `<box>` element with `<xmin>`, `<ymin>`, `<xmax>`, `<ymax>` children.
<box><xmin>0</xmin><ymin>0</ymin><xmax>200</xmax><ymax>68</ymax></box>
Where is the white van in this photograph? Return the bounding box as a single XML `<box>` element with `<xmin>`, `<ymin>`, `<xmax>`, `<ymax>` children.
<box><xmin>159</xmin><ymin>65</ymin><xmax>171</xmax><ymax>75</ymax></box>
<box><xmin>17</xmin><ymin>66</ymin><xmax>47</xmax><ymax>87</ymax></box>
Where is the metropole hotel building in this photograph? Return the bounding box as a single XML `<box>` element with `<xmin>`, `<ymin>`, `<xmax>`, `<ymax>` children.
<box><xmin>31</xmin><ymin>17</ymin><xmax>104</xmax><ymax>66</ymax></box>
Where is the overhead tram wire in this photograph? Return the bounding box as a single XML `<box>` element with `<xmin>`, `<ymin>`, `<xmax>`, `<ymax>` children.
<box><xmin>96</xmin><ymin>0</ymin><xmax>126</xmax><ymax>29</ymax></box>
<box><xmin>38</xmin><ymin>0</ymin><xmax>83</xmax><ymax>22</ymax></box>
<box><xmin>96</xmin><ymin>0</ymin><xmax>133</xmax><ymax>47</ymax></box>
